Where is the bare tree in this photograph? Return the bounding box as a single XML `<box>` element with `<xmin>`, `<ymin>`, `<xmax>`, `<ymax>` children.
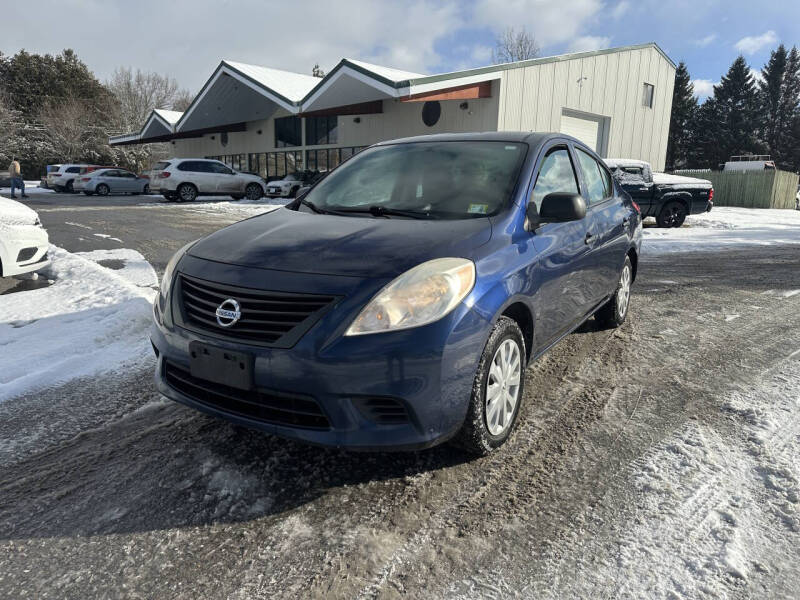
<box><xmin>106</xmin><ymin>67</ymin><xmax>191</xmax><ymax>130</ymax></box>
<box><xmin>171</xmin><ymin>89</ymin><xmax>194</xmax><ymax>113</ymax></box>
<box><xmin>492</xmin><ymin>27</ymin><xmax>540</xmax><ymax>64</ymax></box>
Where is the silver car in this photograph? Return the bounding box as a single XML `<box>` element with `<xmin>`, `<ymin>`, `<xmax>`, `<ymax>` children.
<box><xmin>78</xmin><ymin>169</ymin><xmax>150</xmax><ymax>196</ymax></box>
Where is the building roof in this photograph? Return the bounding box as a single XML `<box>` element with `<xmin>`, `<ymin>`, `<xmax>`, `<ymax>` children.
<box><xmin>111</xmin><ymin>42</ymin><xmax>675</xmax><ymax>144</ymax></box>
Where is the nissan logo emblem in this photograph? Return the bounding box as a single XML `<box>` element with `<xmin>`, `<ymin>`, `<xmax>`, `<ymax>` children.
<box><xmin>215</xmin><ymin>298</ymin><xmax>241</xmax><ymax>327</ymax></box>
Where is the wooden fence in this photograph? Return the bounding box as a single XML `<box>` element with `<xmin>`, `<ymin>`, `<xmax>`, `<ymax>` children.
<box><xmin>673</xmin><ymin>169</ymin><xmax>799</xmax><ymax>209</ymax></box>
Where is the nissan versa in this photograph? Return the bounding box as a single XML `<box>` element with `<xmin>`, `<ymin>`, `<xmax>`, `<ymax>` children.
<box><xmin>151</xmin><ymin>132</ymin><xmax>642</xmax><ymax>454</ymax></box>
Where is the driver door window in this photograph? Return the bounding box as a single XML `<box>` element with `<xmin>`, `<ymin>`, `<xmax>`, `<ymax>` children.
<box><xmin>530</xmin><ymin>148</ymin><xmax>579</xmax><ymax>210</ymax></box>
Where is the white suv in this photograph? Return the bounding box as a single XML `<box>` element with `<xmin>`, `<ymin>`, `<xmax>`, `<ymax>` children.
<box><xmin>46</xmin><ymin>164</ymin><xmax>90</xmax><ymax>193</ymax></box>
<box><xmin>151</xmin><ymin>159</ymin><xmax>266</xmax><ymax>202</ymax></box>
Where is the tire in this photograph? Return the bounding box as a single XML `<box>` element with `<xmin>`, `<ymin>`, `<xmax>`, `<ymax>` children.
<box><xmin>245</xmin><ymin>183</ymin><xmax>263</xmax><ymax>200</ymax></box>
<box><xmin>453</xmin><ymin>316</ymin><xmax>526</xmax><ymax>455</ymax></box>
<box><xmin>595</xmin><ymin>256</ymin><xmax>633</xmax><ymax>329</ymax></box>
<box><xmin>65</xmin><ymin>180</ymin><xmax>74</xmax><ymax>193</ymax></box>
<box><xmin>96</xmin><ymin>184</ymin><xmax>110</xmax><ymax>196</ymax></box>
<box><xmin>177</xmin><ymin>183</ymin><xmax>197</xmax><ymax>203</ymax></box>
<box><xmin>143</xmin><ymin>184</ymin><xmax>150</xmax><ymax>195</ymax></box>
<box><xmin>656</xmin><ymin>200</ymin><xmax>687</xmax><ymax>228</ymax></box>
<box><xmin>162</xmin><ymin>193</ymin><xmax>174</xmax><ymax>202</ymax></box>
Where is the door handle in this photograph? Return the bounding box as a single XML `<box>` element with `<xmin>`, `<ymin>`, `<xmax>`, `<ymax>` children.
<box><xmin>584</xmin><ymin>232</ymin><xmax>596</xmax><ymax>244</ymax></box>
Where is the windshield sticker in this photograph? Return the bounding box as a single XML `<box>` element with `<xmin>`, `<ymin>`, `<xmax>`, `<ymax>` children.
<box><xmin>505</xmin><ymin>145</ymin><xmax>518</xmax><ymax>150</ymax></box>
<box><xmin>468</xmin><ymin>203</ymin><xmax>489</xmax><ymax>214</ymax></box>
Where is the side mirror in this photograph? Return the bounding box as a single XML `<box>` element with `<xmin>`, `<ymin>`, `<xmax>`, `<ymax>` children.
<box><xmin>539</xmin><ymin>193</ymin><xmax>587</xmax><ymax>223</ymax></box>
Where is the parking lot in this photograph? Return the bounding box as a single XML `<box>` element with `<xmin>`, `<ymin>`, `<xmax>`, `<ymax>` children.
<box><xmin>1</xmin><ymin>191</ymin><xmax>800</xmax><ymax>598</ymax></box>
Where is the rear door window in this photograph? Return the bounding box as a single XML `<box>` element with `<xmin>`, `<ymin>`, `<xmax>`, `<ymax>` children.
<box><xmin>153</xmin><ymin>161</ymin><xmax>171</xmax><ymax>170</ymax></box>
<box><xmin>576</xmin><ymin>148</ymin><xmax>610</xmax><ymax>205</ymax></box>
<box><xmin>66</xmin><ymin>166</ymin><xmax>81</xmax><ymax>173</ymax></box>
<box><xmin>530</xmin><ymin>147</ymin><xmax>579</xmax><ymax>210</ymax></box>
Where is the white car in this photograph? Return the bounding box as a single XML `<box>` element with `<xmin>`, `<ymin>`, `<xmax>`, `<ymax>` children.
<box><xmin>0</xmin><ymin>197</ymin><xmax>50</xmax><ymax>277</ymax></box>
<box><xmin>266</xmin><ymin>172</ymin><xmax>317</xmax><ymax>197</ymax></box>
<box><xmin>150</xmin><ymin>159</ymin><xmax>266</xmax><ymax>202</ymax></box>
<box><xmin>46</xmin><ymin>164</ymin><xmax>91</xmax><ymax>193</ymax></box>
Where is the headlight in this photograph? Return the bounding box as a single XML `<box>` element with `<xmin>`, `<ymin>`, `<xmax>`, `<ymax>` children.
<box><xmin>160</xmin><ymin>240</ymin><xmax>196</xmax><ymax>298</ymax></box>
<box><xmin>345</xmin><ymin>257</ymin><xmax>475</xmax><ymax>336</ymax></box>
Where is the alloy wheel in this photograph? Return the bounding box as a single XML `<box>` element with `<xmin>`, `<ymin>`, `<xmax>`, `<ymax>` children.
<box><xmin>618</xmin><ymin>264</ymin><xmax>632</xmax><ymax>318</ymax></box>
<box><xmin>485</xmin><ymin>338</ymin><xmax>522</xmax><ymax>436</ymax></box>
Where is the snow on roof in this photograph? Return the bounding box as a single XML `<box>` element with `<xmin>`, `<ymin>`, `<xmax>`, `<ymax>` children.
<box><xmin>222</xmin><ymin>60</ymin><xmax>319</xmax><ymax>101</ymax></box>
<box><xmin>153</xmin><ymin>109</ymin><xmax>183</xmax><ymax>125</ymax></box>
<box><xmin>345</xmin><ymin>59</ymin><xmax>425</xmax><ymax>82</ymax></box>
<box><xmin>604</xmin><ymin>158</ymin><xmax>651</xmax><ymax>168</ymax></box>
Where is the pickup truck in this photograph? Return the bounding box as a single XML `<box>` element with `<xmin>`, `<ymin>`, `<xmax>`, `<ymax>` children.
<box><xmin>604</xmin><ymin>159</ymin><xmax>714</xmax><ymax>228</ymax></box>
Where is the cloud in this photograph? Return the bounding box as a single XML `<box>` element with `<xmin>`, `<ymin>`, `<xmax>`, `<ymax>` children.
<box><xmin>696</xmin><ymin>33</ymin><xmax>718</xmax><ymax>47</ymax></box>
<box><xmin>471</xmin><ymin>45</ymin><xmax>494</xmax><ymax>65</ymax></box>
<box><xmin>692</xmin><ymin>79</ymin><xmax>716</xmax><ymax>99</ymax></box>
<box><xmin>734</xmin><ymin>30</ymin><xmax>778</xmax><ymax>55</ymax></box>
<box><xmin>568</xmin><ymin>36</ymin><xmax>612</xmax><ymax>53</ymax></box>
<box><xmin>0</xmin><ymin>0</ymin><xmax>466</xmax><ymax>91</ymax></box>
<box><xmin>472</xmin><ymin>0</ymin><xmax>603</xmax><ymax>47</ymax></box>
<box><xmin>611</xmin><ymin>1</ymin><xmax>631</xmax><ymax>19</ymax></box>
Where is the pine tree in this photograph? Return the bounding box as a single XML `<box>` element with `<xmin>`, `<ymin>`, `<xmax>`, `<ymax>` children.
<box><xmin>759</xmin><ymin>44</ymin><xmax>787</xmax><ymax>163</ymax></box>
<box><xmin>780</xmin><ymin>47</ymin><xmax>800</xmax><ymax>171</ymax></box>
<box><xmin>693</xmin><ymin>56</ymin><xmax>762</xmax><ymax>168</ymax></box>
<box><xmin>666</xmin><ymin>62</ymin><xmax>698</xmax><ymax>170</ymax></box>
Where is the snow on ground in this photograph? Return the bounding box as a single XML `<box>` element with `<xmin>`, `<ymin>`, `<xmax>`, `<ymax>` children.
<box><xmin>644</xmin><ymin>207</ymin><xmax>800</xmax><ymax>254</ymax></box>
<box><xmin>0</xmin><ymin>181</ymin><xmax>55</xmax><ymax>196</ymax></box>
<box><xmin>0</xmin><ymin>246</ymin><xmax>157</xmax><ymax>402</ymax></box>
<box><xmin>177</xmin><ymin>197</ymin><xmax>289</xmax><ymax>219</ymax></box>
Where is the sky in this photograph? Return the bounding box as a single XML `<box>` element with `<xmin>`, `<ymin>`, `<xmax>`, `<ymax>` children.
<box><xmin>3</xmin><ymin>0</ymin><xmax>799</xmax><ymax>102</ymax></box>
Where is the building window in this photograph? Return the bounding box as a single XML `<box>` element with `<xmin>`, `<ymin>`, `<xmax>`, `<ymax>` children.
<box><xmin>642</xmin><ymin>83</ymin><xmax>655</xmax><ymax>108</ymax></box>
<box><xmin>275</xmin><ymin>116</ymin><xmax>302</xmax><ymax>147</ymax></box>
<box><xmin>305</xmin><ymin>116</ymin><xmax>338</xmax><ymax>146</ymax></box>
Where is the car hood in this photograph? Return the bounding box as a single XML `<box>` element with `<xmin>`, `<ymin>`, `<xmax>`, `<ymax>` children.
<box><xmin>187</xmin><ymin>207</ymin><xmax>492</xmax><ymax>278</ymax></box>
<box><xmin>268</xmin><ymin>179</ymin><xmax>297</xmax><ymax>186</ymax></box>
<box><xmin>0</xmin><ymin>197</ymin><xmax>40</xmax><ymax>227</ymax></box>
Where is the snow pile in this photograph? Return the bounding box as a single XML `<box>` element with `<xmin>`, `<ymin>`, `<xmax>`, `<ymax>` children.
<box><xmin>182</xmin><ymin>198</ymin><xmax>287</xmax><ymax>219</ymax></box>
<box><xmin>0</xmin><ymin>196</ymin><xmax>40</xmax><ymax>227</ymax></box>
<box><xmin>644</xmin><ymin>207</ymin><xmax>800</xmax><ymax>254</ymax></box>
<box><xmin>0</xmin><ymin>246</ymin><xmax>158</xmax><ymax>402</ymax></box>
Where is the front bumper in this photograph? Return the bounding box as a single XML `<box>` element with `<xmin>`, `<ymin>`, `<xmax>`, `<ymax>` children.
<box><xmin>267</xmin><ymin>186</ymin><xmax>293</xmax><ymax>197</ymax></box>
<box><xmin>1</xmin><ymin>228</ymin><xmax>50</xmax><ymax>277</ymax></box>
<box><xmin>150</xmin><ymin>258</ymin><xmax>489</xmax><ymax>450</ymax></box>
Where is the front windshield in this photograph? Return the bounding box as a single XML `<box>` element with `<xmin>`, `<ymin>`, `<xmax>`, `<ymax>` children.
<box><xmin>302</xmin><ymin>141</ymin><xmax>527</xmax><ymax>219</ymax></box>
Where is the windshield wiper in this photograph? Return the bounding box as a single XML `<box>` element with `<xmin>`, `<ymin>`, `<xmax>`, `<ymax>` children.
<box><xmin>326</xmin><ymin>205</ymin><xmax>433</xmax><ymax>219</ymax></box>
<box><xmin>293</xmin><ymin>197</ymin><xmax>328</xmax><ymax>214</ymax></box>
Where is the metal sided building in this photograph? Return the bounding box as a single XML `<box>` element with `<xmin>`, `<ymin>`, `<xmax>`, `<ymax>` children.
<box><xmin>110</xmin><ymin>43</ymin><xmax>676</xmax><ymax>176</ymax></box>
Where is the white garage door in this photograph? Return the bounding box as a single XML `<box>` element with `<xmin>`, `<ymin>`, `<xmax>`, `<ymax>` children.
<box><xmin>560</xmin><ymin>112</ymin><xmax>603</xmax><ymax>152</ymax></box>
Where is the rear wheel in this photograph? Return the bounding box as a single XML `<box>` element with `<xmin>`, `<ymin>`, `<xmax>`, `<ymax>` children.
<box><xmin>245</xmin><ymin>183</ymin><xmax>263</xmax><ymax>200</ymax></box>
<box><xmin>454</xmin><ymin>316</ymin><xmax>525</xmax><ymax>455</ymax></box>
<box><xmin>143</xmin><ymin>184</ymin><xmax>150</xmax><ymax>195</ymax></box>
<box><xmin>96</xmin><ymin>184</ymin><xmax>110</xmax><ymax>196</ymax></box>
<box><xmin>177</xmin><ymin>183</ymin><xmax>197</xmax><ymax>202</ymax></box>
<box><xmin>65</xmin><ymin>180</ymin><xmax>74</xmax><ymax>193</ymax></box>
<box><xmin>657</xmin><ymin>200</ymin><xmax>687</xmax><ymax>228</ymax></box>
<box><xmin>595</xmin><ymin>256</ymin><xmax>632</xmax><ymax>328</ymax></box>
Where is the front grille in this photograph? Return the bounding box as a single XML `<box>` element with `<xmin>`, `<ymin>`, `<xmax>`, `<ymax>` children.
<box><xmin>164</xmin><ymin>360</ymin><xmax>330</xmax><ymax>429</ymax></box>
<box><xmin>178</xmin><ymin>274</ymin><xmax>336</xmax><ymax>347</ymax></box>
<box><xmin>16</xmin><ymin>247</ymin><xmax>37</xmax><ymax>263</ymax></box>
<box><xmin>353</xmin><ymin>397</ymin><xmax>410</xmax><ymax>425</ymax></box>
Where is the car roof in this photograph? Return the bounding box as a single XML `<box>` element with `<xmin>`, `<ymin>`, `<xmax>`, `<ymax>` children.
<box><xmin>374</xmin><ymin>131</ymin><xmax>556</xmax><ymax>146</ymax></box>
<box><xmin>166</xmin><ymin>158</ymin><xmax>221</xmax><ymax>162</ymax></box>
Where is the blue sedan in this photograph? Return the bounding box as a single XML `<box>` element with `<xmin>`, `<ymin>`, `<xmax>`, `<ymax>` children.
<box><xmin>151</xmin><ymin>132</ymin><xmax>641</xmax><ymax>454</ymax></box>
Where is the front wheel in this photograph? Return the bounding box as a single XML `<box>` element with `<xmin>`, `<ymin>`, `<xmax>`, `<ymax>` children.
<box><xmin>595</xmin><ymin>256</ymin><xmax>633</xmax><ymax>328</ymax></box>
<box><xmin>657</xmin><ymin>201</ymin><xmax>687</xmax><ymax>228</ymax></box>
<box><xmin>454</xmin><ymin>316</ymin><xmax>525</xmax><ymax>455</ymax></box>
<box><xmin>177</xmin><ymin>183</ymin><xmax>197</xmax><ymax>202</ymax></box>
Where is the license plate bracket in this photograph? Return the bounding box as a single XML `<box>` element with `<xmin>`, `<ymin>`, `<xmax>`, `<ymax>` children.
<box><xmin>189</xmin><ymin>341</ymin><xmax>254</xmax><ymax>391</ymax></box>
